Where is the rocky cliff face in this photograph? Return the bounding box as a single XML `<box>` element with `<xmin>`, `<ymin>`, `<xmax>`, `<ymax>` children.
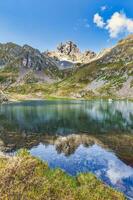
<box><xmin>0</xmin><ymin>42</ymin><xmax>58</xmax><ymax>70</ymax></box>
<box><xmin>57</xmin><ymin>41</ymin><xmax>80</xmax><ymax>56</ymax></box>
<box><xmin>0</xmin><ymin>43</ymin><xmax>62</xmax><ymax>88</ymax></box>
<box><xmin>46</xmin><ymin>41</ymin><xmax>96</xmax><ymax>68</ymax></box>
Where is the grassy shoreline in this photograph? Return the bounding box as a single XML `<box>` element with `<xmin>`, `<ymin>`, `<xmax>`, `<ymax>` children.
<box><xmin>5</xmin><ymin>93</ymin><xmax>133</xmax><ymax>103</ymax></box>
<box><xmin>0</xmin><ymin>150</ymin><xmax>126</xmax><ymax>200</ymax></box>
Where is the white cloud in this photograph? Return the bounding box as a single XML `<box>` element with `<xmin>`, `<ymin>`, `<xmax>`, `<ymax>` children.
<box><xmin>106</xmin><ymin>12</ymin><xmax>133</xmax><ymax>38</ymax></box>
<box><xmin>93</xmin><ymin>11</ymin><xmax>133</xmax><ymax>38</ymax></box>
<box><xmin>107</xmin><ymin>159</ymin><xmax>133</xmax><ymax>185</ymax></box>
<box><xmin>93</xmin><ymin>13</ymin><xmax>105</xmax><ymax>28</ymax></box>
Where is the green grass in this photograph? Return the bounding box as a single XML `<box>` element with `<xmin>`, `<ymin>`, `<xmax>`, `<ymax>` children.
<box><xmin>2</xmin><ymin>59</ymin><xmax>133</xmax><ymax>100</ymax></box>
<box><xmin>0</xmin><ymin>65</ymin><xmax>19</xmax><ymax>84</ymax></box>
<box><xmin>0</xmin><ymin>149</ymin><xmax>126</xmax><ymax>200</ymax></box>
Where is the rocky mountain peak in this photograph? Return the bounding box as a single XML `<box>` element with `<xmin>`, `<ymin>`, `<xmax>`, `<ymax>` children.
<box><xmin>46</xmin><ymin>41</ymin><xmax>96</xmax><ymax>66</ymax></box>
<box><xmin>83</xmin><ymin>50</ymin><xmax>96</xmax><ymax>59</ymax></box>
<box><xmin>57</xmin><ymin>41</ymin><xmax>80</xmax><ymax>55</ymax></box>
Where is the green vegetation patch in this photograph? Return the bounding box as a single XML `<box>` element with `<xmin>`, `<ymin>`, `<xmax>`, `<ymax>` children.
<box><xmin>0</xmin><ymin>149</ymin><xmax>125</xmax><ymax>200</ymax></box>
<box><xmin>0</xmin><ymin>65</ymin><xmax>19</xmax><ymax>84</ymax></box>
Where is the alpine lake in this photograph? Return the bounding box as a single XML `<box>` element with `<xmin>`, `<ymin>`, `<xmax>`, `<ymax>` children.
<box><xmin>0</xmin><ymin>99</ymin><xmax>133</xmax><ymax>199</ymax></box>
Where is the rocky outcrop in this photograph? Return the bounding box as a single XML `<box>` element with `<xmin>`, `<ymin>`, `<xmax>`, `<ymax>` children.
<box><xmin>21</xmin><ymin>45</ymin><xmax>57</xmax><ymax>70</ymax></box>
<box><xmin>55</xmin><ymin>134</ymin><xmax>104</xmax><ymax>156</ymax></box>
<box><xmin>57</xmin><ymin>41</ymin><xmax>80</xmax><ymax>56</ymax></box>
<box><xmin>0</xmin><ymin>91</ymin><xmax>8</xmax><ymax>103</ymax></box>
<box><xmin>79</xmin><ymin>50</ymin><xmax>96</xmax><ymax>63</ymax></box>
<box><xmin>45</xmin><ymin>41</ymin><xmax>96</xmax><ymax>68</ymax></box>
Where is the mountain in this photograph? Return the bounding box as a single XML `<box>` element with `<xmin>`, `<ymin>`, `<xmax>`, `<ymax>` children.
<box><xmin>45</xmin><ymin>41</ymin><xmax>96</xmax><ymax>69</ymax></box>
<box><xmin>45</xmin><ymin>35</ymin><xmax>133</xmax><ymax>99</ymax></box>
<box><xmin>0</xmin><ymin>35</ymin><xmax>133</xmax><ymax>100</ymax></box>
<box><xmin>0</xmin><ymin>42</ymin><xmax>58</xmax><ymax>70</ymax></box>
<box><xmin>0</xmin><ymin>42</ymin><xmax>62</xmax><ymax>89</ymax></box>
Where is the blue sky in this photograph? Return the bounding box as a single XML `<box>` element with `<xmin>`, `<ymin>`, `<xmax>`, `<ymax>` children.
<box><xmin>0</xmin><ymin>0</ymin><xmax>133</xmax><ymax>52</ymax></box>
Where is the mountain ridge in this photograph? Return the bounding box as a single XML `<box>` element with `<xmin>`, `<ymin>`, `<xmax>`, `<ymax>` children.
<box><xmin>0</xmin><ymin>35</ymin><xmax>133</xmax><ymax>101</ymax></box>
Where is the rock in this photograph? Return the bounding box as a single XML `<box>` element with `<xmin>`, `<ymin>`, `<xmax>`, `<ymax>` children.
<box><xmin>57</xmin><ymin>41</ymin><xmax>80</xmax><ymax>55</ymax></box>
<box><xmin>0</xmin><ymin>42</ymin><xmax>58</xmax><ymax>71</ymax></box>
<box><xmin>99</xmin><ymin>34</ymin><xmax>133</xmax><ymax>64</ymax></box>
<box><xmin>45</xmin><ymin>41</ymin><xmax>96</xmax><ymax>67</ymax></box>
<box><xmin>0</xmin><ymin>42</ymin><xmax>62</xmax><ymax>86</ymax></box>
<box><xmin>0</xmin><ymin>91</ymin><xmax>8</xmax><ymax>103</ymax></box>
<box><xmin>55</xmin><ymin>134</ymin><xmax>104</xmax><ymax>156</ymax></box>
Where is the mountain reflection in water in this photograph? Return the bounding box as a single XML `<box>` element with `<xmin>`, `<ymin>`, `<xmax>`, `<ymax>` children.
<box><xmin>0</xmin><ymin>100</ymin><xmax>133</xmax><ymax>134</ymax></box>
<box><xmin>0</xmin><ymin>100</ymin><xmax>133</xmax><ymax>199</ymax></box>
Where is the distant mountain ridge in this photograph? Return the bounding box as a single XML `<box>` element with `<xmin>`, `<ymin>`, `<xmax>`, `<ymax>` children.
<box><xmin>45</xmin><ymin>41</ymin><xmax>96</xmax><ymax>69</ymax></box>
<box><xmin>0</xmin><ymin>35</ymin><xmax>133</xmax><ymax>100</ymax></box>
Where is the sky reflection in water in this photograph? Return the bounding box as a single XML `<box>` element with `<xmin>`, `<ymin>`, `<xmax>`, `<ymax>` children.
<box><xmin>0</xmin><ymin>100</ymin><xmax>133</xmax><ymax>198</ymax></box>
<box><xmin>30</xmin><ymin>143</ymin><xmax>133</xmax><ymax>199</ymax></box>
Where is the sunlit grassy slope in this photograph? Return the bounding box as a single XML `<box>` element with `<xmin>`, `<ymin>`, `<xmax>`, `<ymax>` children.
<box><xmin>6</xmin><ymin>60</ymin><xmax>133</xmax><ymax>100</ymax></box>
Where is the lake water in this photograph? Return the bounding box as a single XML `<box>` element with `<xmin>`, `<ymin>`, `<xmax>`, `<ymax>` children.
<box><xmin>0</xmin><ymin>100</ymin><xmax>133</xmax><ymax>199</ymax></box>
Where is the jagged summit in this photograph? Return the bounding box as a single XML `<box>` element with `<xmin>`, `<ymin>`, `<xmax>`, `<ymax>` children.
<box><xmin>46</xmin><ymin>41</ymin><xmax>96</xmax><ymax>67</ymax></box>
<box><xmin>57</xmin><ymin>41</ymin><xmax>80</xmax><ymax>55</ymax></box>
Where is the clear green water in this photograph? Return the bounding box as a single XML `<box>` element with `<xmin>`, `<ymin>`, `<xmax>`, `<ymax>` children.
<box><xmin>0</xmin><ymin>99</ymin><xmax>133</xmax><ymax>134</ymax></box>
